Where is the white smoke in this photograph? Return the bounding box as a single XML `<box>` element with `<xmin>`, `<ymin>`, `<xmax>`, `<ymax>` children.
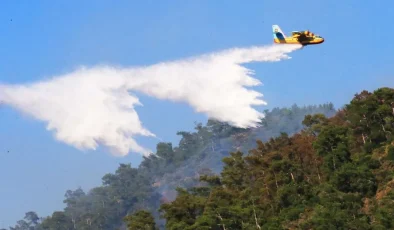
<box><xmin>0</xmin><ymin>44</ymin><xmax>301</xmax><ymax>157</ymax></box>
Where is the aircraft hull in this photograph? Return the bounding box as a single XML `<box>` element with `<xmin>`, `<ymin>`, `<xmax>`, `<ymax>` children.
<box><xmin>273</xmin><ymin>38</ymin><xmax>324</xmax><ymax>45</ymax></box>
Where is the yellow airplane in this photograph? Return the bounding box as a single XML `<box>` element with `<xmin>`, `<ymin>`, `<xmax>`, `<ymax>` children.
<box><xmin>272</xmin><ymin>25</ymin><xmax>324</xmax><ymax>46</ymax></box>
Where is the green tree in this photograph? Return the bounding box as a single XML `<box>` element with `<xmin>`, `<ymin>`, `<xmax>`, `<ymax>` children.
<box><xmin>159</xmin><ymin>188</ymin><xmax>206</xmax><ymax>230</ymax></box>
<box><xmin>9</xmin><ymin>211</ymin><xmax>42</xmax><ymax>230</ymax></box>
<box><xmin>40</xmin><ymin>212</ymin><xmax>73</xmax><ymax>230</ymax></box>
<box><xmin>313</xmin><ymin>125</ymin><xmax>352</xmax><ymax>175</ymax></box>
<box><xmin>124</xmin><ymin>210</ymin><xmax>157</xmax><ymax>230</ymax></box>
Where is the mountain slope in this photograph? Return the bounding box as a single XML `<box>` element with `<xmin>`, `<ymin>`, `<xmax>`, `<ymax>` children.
<box><xmin>157</xmin><ymin>87</ymin><xmax>394</xmax><ymax>230</ymax></box>
<box><xmin>7</xmin><ymin>104</ymin><xmax>336</xmax><ymax>230</ymax></box>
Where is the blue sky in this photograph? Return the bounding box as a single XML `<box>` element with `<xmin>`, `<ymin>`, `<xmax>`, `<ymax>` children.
<box><xmin>0</xmin><ymin>0</ymin><xmax>393</xmax><ymax>227</ymax></box>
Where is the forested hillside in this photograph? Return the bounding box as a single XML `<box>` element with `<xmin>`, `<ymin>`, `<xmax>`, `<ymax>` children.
<box><xmin>157</xmin><ymin>88</ymin><xmax>394</xmax><ymax>229</ymax></box>
<box><xmin>11</xmin><ymin>88</ymin><xmax>394</xmax><ymax>229</ymax></box>
<box><xmin>7</xmin><ymin>102</ymin><xmax>335</xmax><ymax>230</ymax></box>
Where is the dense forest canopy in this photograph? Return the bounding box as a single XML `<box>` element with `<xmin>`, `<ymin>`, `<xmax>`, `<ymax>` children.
<box><xmin>8</xmin><ymin>87</ymin><xmax>394</xmax><ymax>229</ymax></box>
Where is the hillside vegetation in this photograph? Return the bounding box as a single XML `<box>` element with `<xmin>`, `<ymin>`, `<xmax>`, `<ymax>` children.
<box><xmin>10</xmin><ymin>87</ymin><xmax>394</xmax><ymax>229</ymax></box>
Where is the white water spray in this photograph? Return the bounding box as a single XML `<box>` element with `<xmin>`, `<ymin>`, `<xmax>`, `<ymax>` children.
<box><xmin>0</xmin><ymin>44</ymin><xmax>302</xmax><ymax>156</ymax></box>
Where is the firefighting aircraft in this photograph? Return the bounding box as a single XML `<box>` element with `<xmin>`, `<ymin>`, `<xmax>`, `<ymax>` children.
<box><xmin>272</xmin><ymin>25</ymin><xmax>324</xmax><ymax>46</ymax></box>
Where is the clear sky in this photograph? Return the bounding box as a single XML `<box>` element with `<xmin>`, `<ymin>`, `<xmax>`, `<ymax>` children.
<box><xmin>0</xmin><ymin>0</ymin><xmax>393</xmax><ymax>227</ymax></box>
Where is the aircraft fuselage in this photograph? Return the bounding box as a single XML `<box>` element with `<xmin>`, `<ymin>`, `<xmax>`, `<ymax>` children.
<box><xmin>273</xmin><ymin>36</ymin><xmax>324</xmax><ymax>45</ymax></box>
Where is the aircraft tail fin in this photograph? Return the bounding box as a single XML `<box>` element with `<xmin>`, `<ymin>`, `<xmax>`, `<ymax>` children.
<box><xmin>272</xmin><ymin>25</ymin><xmax>286</xmax><ymax>40</ymax></box>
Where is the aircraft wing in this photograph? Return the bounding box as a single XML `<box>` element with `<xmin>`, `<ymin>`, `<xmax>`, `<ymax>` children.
<box><xmin>292</xmin><ymin>32</ymin><xmax>308</xmax><ymax>41</ymax></box>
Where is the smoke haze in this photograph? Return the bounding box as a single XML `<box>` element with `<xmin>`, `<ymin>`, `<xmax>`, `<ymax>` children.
<box><xmin>0</xmin><ymin>44</ymin><xmax>302</xmax><ymax>157</ymax></box>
